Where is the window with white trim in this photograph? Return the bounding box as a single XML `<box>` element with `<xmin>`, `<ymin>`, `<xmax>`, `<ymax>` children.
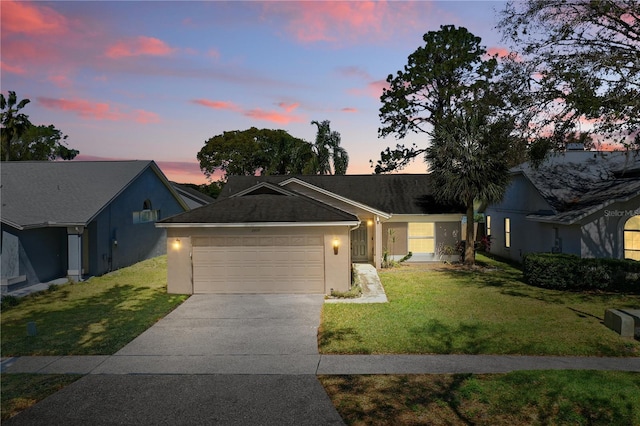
<box><xmin>504</xmin><ymin>218</ymin><xmax>511</xmax><ymax>248</ymax></box>
<box><xmin>624</xmin><ymin>215</ymin><xmax>640</xmax><ymax>261</ymax></box>
<box><xmin>133</xmin><ymin>199</ymin><xmax>160</xmax><ymax>224</ymax></box>
<box><xmin>408</xmin><ymin>222</ymin><xmax>435</xmax><ymax>253</ymax></box>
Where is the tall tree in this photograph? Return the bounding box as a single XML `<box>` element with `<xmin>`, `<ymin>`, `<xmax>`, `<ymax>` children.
<box><xmin>375</xmin><ymin>25</ymin><xmax>523</xmax><ymax>264</ymax></box>
<box><xmin>1</xmin><ymin>91</ymin><xmax>78</xmax><ymax>161</ymax></box>
<box><xmin>310</xmin><ymin>120</ymin><xmax>349</xmax><ymax>175</ymax></box>
<box><xmin>198</xmin><ymin>127</ymin><xmax>316</xmax><ymax>180</ymax></box>
<box><xmin>498</xmin><ymin>0</ymin><xmax>640</xmax><ymax>151</ymax></box>
<box><xmin>1</xmin><ymin>91</ymin><xmax>32</xmax><ymax>161</ymax></box>
<box><xmin>428</xmin><ymin>111</ymin><xmax>515</xmax><ymax>263</ymax></box>
<box><xmin>376</xmin><ymin>25</ymin><xmax>501</xmax><ymax>173</ymax></box>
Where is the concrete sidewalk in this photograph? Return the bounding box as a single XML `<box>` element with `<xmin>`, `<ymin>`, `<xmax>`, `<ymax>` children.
<box><xmin>3</xmin><ymin>353</ymin><xmax>640</xmax><ymax>375</ymax></box>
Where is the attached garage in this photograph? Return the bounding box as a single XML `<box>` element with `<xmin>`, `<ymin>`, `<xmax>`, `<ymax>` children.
<box><xmin>191</xmin><ymin>234</ymin><xmax>325</xmax><ymax>293</ymax></box>
<box><xmin>157</xmin><ymin>183</ymin><xmax>359</xmax><ymax>295</ymax></box>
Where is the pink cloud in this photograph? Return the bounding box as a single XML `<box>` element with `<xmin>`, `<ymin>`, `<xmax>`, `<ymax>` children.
<box><xmin>48</xmin><ymin>74</ymin><xmax>73</xmax><ymax>88</ymax></box>
<box><xmin>38</xmin><ymin>97</ymin><xmax>121</xmax><ymax>120</ymax></box>
<box><xmin>74</xmin><ymin>155</ymin><xmax>209</xmax><ymax>184</ymax></box>
<box><xmin>1</xmin><ymin>0</ymin><xmax>68</xmax><ymax>35</ymax></box>
<box><xmin>207</xmin><ymin>48</ymin><xmax>221</xmax><ymax>59</ymax></box>
<box><xmin>37</xmin><ymin>97</ymin><xmax>160</xmax><ymax>123</ymax></box>
<box><xmin>264</xmin><ymin>1</ymin><xmax>427</xmax><ymax>44</ymax></box>
<box><xmin>621</xmin><ymin>13</ymin><xmax>637</xmax><ymax>26</ymax></box>
<box><xmin>486</xmin><ymin>47</ymin><xmax>523</xmax><ymax>63</ymax></box>
<box><xmin>191</xmin><ymin>99</ymin><xmax>241</xmax><ymax>111</ymax></box>
<box><xmin>192</xmin><ymin>98</ymin><xmax>304</xmax><ymax>125</ymax></box>
<box><xmin>348</xmin><ymin>79</ymin><xmax>389</xmax><ymax>99</ymax></box>
<box><xmin>486</xmin><ymin>47</ymin><xmax>510</xmax><ymax>58</ymax></box>
<box><xmin>341</xmin><ymin>107</ymin><xmax>358</xmax><ymax>113</ymax></box>
<box><xmin>277</xmin><ymin>102</ymin><xmax>299</xmax><ymax>113</ymax></box>
<box><xmin>244</xmin><ymin>108</ymin><xmax>304</xmax><ymax>125</ymax></box>
<box><xmin>1</xmin><ymin>39</ymin><xmax>60</xmax><ymax>68</ymax></box>
<box><xmin>105</xmin><ymin>36</ymin><xmax>175</xmax><ymax>59</ymax></box>
<box><xmin>156</xmin><ymin>160</ymin><xmax>214</xmax><ymax>184</ymax></box>
<box><xmin>133</xmin><ymin>110</ymin><xmax>161</xmax><ymax>124</ymax></box>
<box><xmin>0</xmin><ymin>61</ymin><xmax>26</xmax><ymax>75</ymax></box>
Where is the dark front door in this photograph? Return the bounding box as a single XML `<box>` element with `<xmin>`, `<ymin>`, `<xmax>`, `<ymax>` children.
<box><xmin>351</xmin><ymin>225</ymin><xmax>368</xmax><ymax>262</ymax></box>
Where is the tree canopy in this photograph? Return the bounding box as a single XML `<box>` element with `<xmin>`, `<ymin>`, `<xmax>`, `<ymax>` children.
<box><xmin>498</xmin><ymin>0</ymin><xmax>640</xmax><ymax>150</ymax></box>
<box><xmin>375</xmin><ymin>25</ymin><xmax>524</xmax><ymax>264</ymax></box>
<box><xmin>1</xmin><ymin>91</ymin><xmax>78</xmax><ymax>161</ymax></box>
<box><xmin>198</xmin><ymin>121</ymin><xmax>348</xmax><ymax>180</ymax></box>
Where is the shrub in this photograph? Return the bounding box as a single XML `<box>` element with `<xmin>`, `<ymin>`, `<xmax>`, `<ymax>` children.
<box><xmin>1</xmin><ymin>295</ymin><xmax>20</xmax><ymax>311</ymax></box>
<box><xmin>523</xmin><ymin>253</ymin><xmax>640</xmax><ymax>293</ymax></box>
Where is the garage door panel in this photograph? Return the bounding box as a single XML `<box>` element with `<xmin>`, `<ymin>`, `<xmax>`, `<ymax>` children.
<box><xmin>192</xmin><ymin>237</ymin><xmax>325</xmax><ymax>293</ymax></box>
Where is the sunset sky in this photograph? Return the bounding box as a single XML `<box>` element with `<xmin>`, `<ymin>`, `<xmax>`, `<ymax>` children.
<box><xmin>1</xmin><ymin>1</ymin><xmax>508</xmax><ymax>184</ymax></box>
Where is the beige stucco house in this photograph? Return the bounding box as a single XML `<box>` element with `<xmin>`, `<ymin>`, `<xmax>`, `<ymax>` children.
<box><xmin>157</xmin><ymin>174</ymin><xmax>464</xmax><ymax>294</ymax></box>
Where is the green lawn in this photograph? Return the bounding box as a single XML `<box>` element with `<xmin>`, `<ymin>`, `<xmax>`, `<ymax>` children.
<box><xmin>319</xmin><ymin>255</ymin><xmax>640</xmax><ymax>356</ymax></box>
<box><xmin>320</xmin><ymin>370</ymin><xmax>640</xmax><ymax>426</ymax></box>
<box><xmin>1</xmin><ymin>256</ymin><xmax>188</xmax><ymax>356</ymax></box>
<box><xmin>1</xmin><ymin>374</ymin><xmax>82</xmax><ymax>421</ymax></box>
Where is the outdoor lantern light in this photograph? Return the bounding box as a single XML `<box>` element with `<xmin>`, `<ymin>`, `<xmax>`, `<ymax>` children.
<box><xmin>367</xmin><ymin>219</ymin><xmax>373</xmax><ymax>226</ymax></box>
<box><xmin>172</xmin><ymin>238</ymin><xmax>181</xmax><ymax>250</ymax></box>
<box><xmin>332</xmin><ymin>238</ymin><xmax>340</xmax><ymax>255</ymax></box>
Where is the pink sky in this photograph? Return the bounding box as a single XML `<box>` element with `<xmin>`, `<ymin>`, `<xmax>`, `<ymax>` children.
<box><xmin>2</xmin><ymin>1</ymin><xmax>507</xmax><ymax>184</ymax></box>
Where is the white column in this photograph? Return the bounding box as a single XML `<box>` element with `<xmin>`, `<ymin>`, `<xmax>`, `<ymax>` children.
<box><xmin>67</xmin><ymin>226</ymin><xmax>84</xmax><ymax>282</ymax></box>
<box><xmin>374</xmin><ymin>216</ymin><xmax>382</xmax><ymax>269</ymax></box>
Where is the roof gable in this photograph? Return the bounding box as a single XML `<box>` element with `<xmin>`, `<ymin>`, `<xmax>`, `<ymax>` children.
<box><xmin>218</xmin><ymin>174</ymin><xmax>465</xmax><ymax>215</ymax></box>
<box><xmin>159</xmin><ymin>183</ymin><xmax>359</xmax><ymax>225</ymax></box>
<box><xmin>1</xmin><ymin>161</ymin><xmax>186</xmax><ymax>229</ymax></box>
<box><xmin>232</xmin><ymin>182</ymin><xmax>293</xmax><ymax>197</ymax></box>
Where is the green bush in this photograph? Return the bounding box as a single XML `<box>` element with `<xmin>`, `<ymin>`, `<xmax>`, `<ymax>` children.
<box><xmin>523</xmin><ymin>253</ymin><xmax>640</xmax><ymax>293</ymax></box>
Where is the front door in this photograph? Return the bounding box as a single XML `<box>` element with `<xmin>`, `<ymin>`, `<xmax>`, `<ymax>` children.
<box><xmin>351</xmin><ymin>225</ymin><xmax>368</xmax><ymax>262</ymax></box>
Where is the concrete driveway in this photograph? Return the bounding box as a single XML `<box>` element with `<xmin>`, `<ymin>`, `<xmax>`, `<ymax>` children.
<box><xmin>5</xmin><ymin>294</ymin><xmax>346</xmax><ymax>426</ymax></box>
<box><xmin>92</xmin><ymin>293</ymin><xmax>325</xmax><ymax>374</ymax></box>
<box><xmin>118</xmin><ymin>294</ymin><xmax>324</xmax><ymax>356</ymax></box>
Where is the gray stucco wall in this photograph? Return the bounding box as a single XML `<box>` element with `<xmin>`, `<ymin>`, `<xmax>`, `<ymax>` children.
<box><xmin>581</xmin><ymin>196</ymin><xmax>640</xmax><ymax>259</ymax></box>
<box><xmin>487</xmin><ymin>177</ymin><xmax>639</xmax><ymax>262</ymax></box>
<box><xmin>89</xmin><ymin>167</ymin><xmax>186</xmax><ymax>276</ymax></box>
<box><xmin>486</xmin><ymin>175</ymin><xmax>552</xmax><ymax>262</ymax></box>
<box><xmin>1</xmin><ymin>225</ymin><xmax>67</xmax><ymax>285</ymax></box>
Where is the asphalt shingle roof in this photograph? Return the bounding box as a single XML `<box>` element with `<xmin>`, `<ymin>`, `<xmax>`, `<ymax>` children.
<box><xmin>160</xmin><ymin>184</ymin><xmax>358</xmax><ymax>224</ymax></box>
<box><xmin>1</xmin><ymin>161</ymin><xmax>158</xmax><ymax>229</ymax></box>
<box><xmin>516</xmin><ymin>151</ymin><xmax>640</xmax><ymax>224</ymax></box>
<box><xmin>218</xmin><ymin>174</ymin><xmax>464</xmax><ymax>215</ymax></box>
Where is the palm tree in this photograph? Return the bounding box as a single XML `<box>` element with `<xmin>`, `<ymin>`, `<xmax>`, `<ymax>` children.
<box><xmin>310</xmin><ymin>120</ymin><xmax>349</xmax><ymax>175</ymax></box>
<box><xmin>1</xmin><ymin>91</ymin><xmax>32</xmax><ymax>161</ymax></box>
<box><xmin>427</xmin><ymin>110</ymin><xmax>514</xmax><ymax>265</ymax></box>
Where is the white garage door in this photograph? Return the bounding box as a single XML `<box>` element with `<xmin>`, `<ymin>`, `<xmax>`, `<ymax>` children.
<box><xmin>192</xmin><ymin>235</ymin><xmax>325</xmax><ymax>293</ymax></box>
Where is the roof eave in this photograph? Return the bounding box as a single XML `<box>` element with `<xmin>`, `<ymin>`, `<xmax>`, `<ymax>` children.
<box><xmin>156</xmin><ymin>221</ymin><xmax>360</xmax><ymax>228</ymax></box>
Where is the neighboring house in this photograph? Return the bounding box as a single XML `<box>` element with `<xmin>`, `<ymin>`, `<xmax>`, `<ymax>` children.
<box><xmin>170</xmin><ymin>182</ymin><xmax>216</xmax><ymax>209</ymax></box>
<box><xmin>157</xmin><ymin>174</ymin><xmax>464</xmax><ymax>295</ymax></box>
<box><xmin>1</xmin><ymin>161</ymin><xmax>188</xmax><ymax>292</ymax></box>
<box><xmin>485</xmin><ymin>150</ymin><xmax>640</xmax><ymax>263</ymax></box>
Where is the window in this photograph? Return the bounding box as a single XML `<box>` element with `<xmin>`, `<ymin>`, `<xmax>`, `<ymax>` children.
<box><xmin>133</xmin><ymin>200</ymin><xmax>159</xmax><ymax>224</ymax></box>
<box><xmin>624</xmin><ymin>215</ymin><xmax>640</xmax><ymax>261</ymax></box>
<box><xmin>486</xmin><ymin>215</ymin><xmax>491</xmax><ymax>236</ymax></box>
<box><xmin>504</xmin><ymin>218</ymin><xmax>511</xmax><ymax>248</ymax></box>
<box><xmin>408</xmin><ymin>223</ymin><xmax>435</xmax><ymax>253</ymax></box>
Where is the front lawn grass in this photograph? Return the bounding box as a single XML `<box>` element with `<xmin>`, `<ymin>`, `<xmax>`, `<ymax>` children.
<box><xmin>1</xmin><ymin>256</ymin><xmax>188</xmax><ymax>356</ymax></box>
<box><xmin>1</xmin><ymin>374</ymin><xmax>82</xmax><ymax>421</ymax></box>
<box><xmin>319</xmin><ymin>370</ymin><xmax>640</xmax><ymax>426</ymax></box>
<box><xmin>319</xmin><ymin>254</ymin><xmax>640</xmax><ymax>356</ymax></box>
